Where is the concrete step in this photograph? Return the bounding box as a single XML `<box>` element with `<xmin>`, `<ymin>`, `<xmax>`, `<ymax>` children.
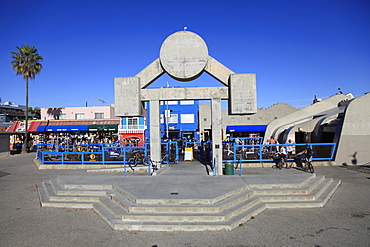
<box><xmin>253</xmin><ymin>175</ymin><xmax>324</xmax><ymax>195</ymax></box>
<box><xmin>263</xmin><ymin>179</ymin><xmax>341</xmax><ymax>209</ymax></box>
<box><xmin>105</xmin><ymin>179</ymin><xmax>342</xmax><ymax>231</ymax></box>
<box><xmin>37</xmin><ymin>181</ymin><xmax>94</xmax><ymax>208</ymax></box>
<box><xmin>99</xmin><ymin>178</ymin><xmax>334</xmax><ymax>223</ymax></box>
<box><xmin>37</xmin><ymin>174</ymin><xmax>341</xmax><ymax>231</ymax></box>
<box><xmin>50</xmin><ymin>177</ymin><xmax>107</xmax><ymax>196</ymax></box>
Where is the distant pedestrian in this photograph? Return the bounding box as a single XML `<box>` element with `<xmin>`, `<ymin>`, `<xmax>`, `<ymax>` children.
<box><xmin>267</xmin><ymin>136</ymin><xmax>279</xmax><ymax>152</ymax></box>
<box><xmin>286</xmin><ymin>139</ymin><xmax>295</xmax><ymax>158</ymax></box>
<box><xmin>15</xmin><ymin>138</ymin><xmax>22</xmax><ymax>154</ymax></box>
<box><xmin>279</xmin><ymin>145</ymin><xmax>288</xmax><ymax>168</ymax></box>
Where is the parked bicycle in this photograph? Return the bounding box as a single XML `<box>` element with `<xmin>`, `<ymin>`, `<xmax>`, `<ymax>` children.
<box><xmin>272</xmin><ymin>152</ymin><xmax>286</xmax><ymax>170</ymax></box>
<box><xmin>162</xmin><ymin>152</ymin><xmax>177</xmax><ymax>164</ymax></box>
<box><xmin>127</xmin><ymin>151</ymin><xmax>144</xmax><ymax>168</ymax></box>
<box><xmin>143</xmin><ymin>156</ymin><xmax>158</xmax><ymax>175</ymax></box>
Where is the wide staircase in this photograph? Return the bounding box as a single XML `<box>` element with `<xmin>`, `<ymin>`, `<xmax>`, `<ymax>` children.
<box><xmin>37</xmin><ymin>161</ymin><xmax>341</xmax><ymax>231</ymax></box>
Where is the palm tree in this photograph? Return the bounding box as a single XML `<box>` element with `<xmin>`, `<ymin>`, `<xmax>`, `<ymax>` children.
<box><xmin>11</xmin><ymin>44</ymin><xmax>43</xmax><ymax>153</ymax></box>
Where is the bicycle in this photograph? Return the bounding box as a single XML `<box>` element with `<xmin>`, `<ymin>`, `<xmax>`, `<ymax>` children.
<box><xmin>272</xmin><ymin>152</ymin><xmax>286</xmax><ymax>170</ymax></box>
<box><xmin>302</xmin><ymin>157</ymin><xmax>314</xmax><ymax>173</ymax></box>
<box><xmin>161</xmin><ymin>152</ymin><xmax>177</xmax><ymax>164</ymax></box>
<box><xmin>143</xmin><ymin>156</ymin><xmax>158</xmax><ymax>175</ymax></box>
<box><xmin>127</xmin><ymin>151</ymin><xmax>144</xmax><ymax>167</ymax></box>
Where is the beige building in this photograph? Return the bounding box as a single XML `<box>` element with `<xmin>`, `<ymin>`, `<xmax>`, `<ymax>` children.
<box><xmin>41</xmin><ymin>106</ymin><xmax>119</xmax><ymax>120</ymax></box>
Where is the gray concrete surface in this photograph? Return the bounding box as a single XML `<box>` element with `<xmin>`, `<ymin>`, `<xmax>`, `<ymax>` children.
<box><xmin>159</xmin><ymin>31</ymin><xmax>208</xmax><ymax>81</ymax></box>
<box><xmin>336</xmin><ymin>93</ymin><xmax>370</xmax><ymax>165</ymax></box>
<box><xmin>1</xmin><ymin>153</ymin><xmax>369</xmax><ymax>246</ymax></box>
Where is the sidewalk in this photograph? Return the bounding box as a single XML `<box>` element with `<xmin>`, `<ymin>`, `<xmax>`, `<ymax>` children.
<box><xmin>0</xmin><ymin>153</ymin><xmax>369</xmax><ymax>246</ymax></box>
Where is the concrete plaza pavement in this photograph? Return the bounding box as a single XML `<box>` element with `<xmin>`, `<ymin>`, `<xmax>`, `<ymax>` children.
<box><xmin>0</xmin><ymin>153</ymin><xmax>369</xmax><ymax>247</ymax></box>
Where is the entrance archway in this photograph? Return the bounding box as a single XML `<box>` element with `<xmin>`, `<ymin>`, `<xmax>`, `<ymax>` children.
<box><xmin>114</xmin><ymin>30</ymin><xmax>257</xmax><ymax>175</ymax></box>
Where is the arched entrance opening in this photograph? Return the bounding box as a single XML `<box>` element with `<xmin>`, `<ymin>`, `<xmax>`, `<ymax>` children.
<box><xmin>114</xmin><ymin>30</ymin><xmax>257</xmax><ymax>175</ymax></box>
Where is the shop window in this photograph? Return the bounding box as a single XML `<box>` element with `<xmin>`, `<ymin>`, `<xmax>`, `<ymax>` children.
<box><xmin>75</xmin><ymin>113</ymin><xmax>84</xmax><ymax>119</ymax></box>
<box><xmin>95</xmin><ymin>113</ymin><xmax>104</xmax><ymax>119</ymax></box>
<box><xmin>128</xmin><ymin>117</ymin><xmax>138</xmax><ymax>129</ymax></box>
<box><xmin>181</xmin><ymin>114</ymin><xmax>194</xmax><ymax>123</ymax></box>
<box><xmin>161</xmin><ymin>101</ymin><xmax>177</xmax><ymax>105</ymax></box>
<box><xmin>169</xmin><ymin>114</ymin><xmax>178</xmax><ymax>123</ymax></box>
<box><xmin>180</xmin><ymin>100</ymin><xmax>194</xmax><ymax>105</ymax></box>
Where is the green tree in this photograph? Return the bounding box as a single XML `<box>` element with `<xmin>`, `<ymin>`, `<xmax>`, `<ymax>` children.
<box><xmin>28</xmin><ymin>106</ymin><xmax>41</xmax><ymax>119</ymax></box>
<box><xmin>11</xmin><ymin>44</ymin><xmax>43</xmax><ymax>153</ymax></box>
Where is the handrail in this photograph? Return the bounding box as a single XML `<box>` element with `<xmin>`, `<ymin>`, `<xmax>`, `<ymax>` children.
<box><xmin>227</xmin><ymin>143</ymin><xmax>336</xmax><ymax>163</ymax></box>
<box><xmin>35</xmin><ymin>142</ymin><xmax>179</xmax><ymax>166</ymax></box>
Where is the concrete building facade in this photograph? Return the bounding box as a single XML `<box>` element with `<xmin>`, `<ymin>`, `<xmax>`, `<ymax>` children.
<box><xmin>335</xmin><ymin>93</ymin><xmax>370</xmax><ymax>165</ymax></box>
<box><xmin>114</xmin><ymin>30</ymin><xmax>258</xmax><ymax>175</ymax></box>
<box><xmin>199</xmin><ymin>103</ymin><xmax>298</xmax><ymax>140</ymax></box>
<box><xmin>41</xmin><ymin>106</ymin><xmax>118</xmax><ymax>121</ymax></box>
<box><xmin>264</xmin><ymin>94</ymin><xmax>354</xmax><ymax>144</ymax></box>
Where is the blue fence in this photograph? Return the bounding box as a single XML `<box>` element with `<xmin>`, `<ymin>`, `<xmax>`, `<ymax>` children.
<box><xmin>36</xmin><ymin>141</ymin><xmax>179</xmax><ymax>165</ymax></box>
<box><xmin>224</xmin><ymin>143</ymin><xmax>337</xmax><ymax>163</ymax></box>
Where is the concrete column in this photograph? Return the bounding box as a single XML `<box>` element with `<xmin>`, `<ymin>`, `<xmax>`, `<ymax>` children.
<box><xmin>149</xmin><ymin>100</ymin><xmax>161</xmax><ymax>168</ymax></box>
<box><xmin>211</xmin><ymin>98</ymin><xmax>223</xmax><ymax>175</ymax></box>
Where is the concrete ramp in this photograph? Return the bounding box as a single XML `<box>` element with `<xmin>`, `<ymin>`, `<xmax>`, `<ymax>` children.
<box><xmin>37</xmin><ymin>161</ymin><xmax>340</xmax><ymax>231</ymax></box>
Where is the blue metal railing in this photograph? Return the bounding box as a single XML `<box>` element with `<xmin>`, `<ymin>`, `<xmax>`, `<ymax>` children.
<box><xmin>36</xmin><ymin>141</ymin><xmax>178</xmax><ymax>165</ymax></box>
<box><xmin>228</xmin><ymin>143</ymin><xmax>337</xmax><ymax>163</ymax></box>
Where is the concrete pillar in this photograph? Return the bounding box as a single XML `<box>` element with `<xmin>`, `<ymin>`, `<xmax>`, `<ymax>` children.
<box><xmin>211</xmin><ymin>98</ymin><xmax>223</xmax><ymax>175</ymax></box>
<box><xmin>149</xmin><ymin>100</ymin><xmax>161</xmax><ymax>168</ymax></box>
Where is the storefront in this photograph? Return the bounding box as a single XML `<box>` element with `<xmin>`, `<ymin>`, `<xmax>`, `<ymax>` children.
<box><xmin>226</xmin><ymin>125</ymin><xmax>267</xmax><ymax>139</ymax></box>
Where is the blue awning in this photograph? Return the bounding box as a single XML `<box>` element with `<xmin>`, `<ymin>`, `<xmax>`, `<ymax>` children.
<box><xmin>37</xmin><ymin>125</ymin><xmax>89</xmax><ymax>132</ymax></box>
<box><xmin>226</xmin><ymin>125</ymin><xmax>267</xmax><ymax>133</ymax></box>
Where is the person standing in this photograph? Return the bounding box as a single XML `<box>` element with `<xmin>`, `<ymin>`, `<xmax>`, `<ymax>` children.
<box><xmin>15</xmin><ymin>138</ymin><xmax>23</xmax><ymax>154</ymax></box>
<box><xmin>267</xmin><ymin>136</ymin><xmax>279</xmax><ymax>152</ymax></box>
<box><xmin>286</xmin><ymin>139</ymin><xmax>295</xmax><ymax>158</ymax></box>
<box><xmin>279</xmin><ymin>145</ymin><xmax>288</xmax><ymax>168</ymax></box>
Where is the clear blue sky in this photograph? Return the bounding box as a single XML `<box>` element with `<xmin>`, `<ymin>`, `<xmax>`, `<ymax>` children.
<box><xmin>1</xmin><ymin>0</ymin><xmax>369</xmax><ymax>109</ymax></box>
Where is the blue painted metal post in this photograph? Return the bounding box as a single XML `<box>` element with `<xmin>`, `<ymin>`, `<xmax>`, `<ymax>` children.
<box><xmin>259</xmin><ymin>144</ymin><xmax>263</xmax><ymax>163</ymax></box>
<box><xmin>213</xmin><ymin>158</ymin><xmax>216</xmax><ymax>176</ymax></box>
<box><xmin>148</xmin><ymin>159</ymin><xmax>151</xmax><ymax>177</ymax></box>
<box><xmin>233</xmin><ymin>143</ymin><xmax>237</xmax><ymax>163</ymax></box>
<box><xmin>102</xmin><ymin>146</ymin><xmax>105</xmax><ymax>164</ymax></box>
<box><xmin>239</xmin><ymin>160</ymin><xmax>242</xmax><ymax>176</ymax></box>
<box><xmin>123</xmin><ymin>147</ymin><xmax>126</xmax><ymax>177</ymax></box>
<box><xmin>124</xmin><ymin>158</ymin><xmax>127</xmax><ymax>177</ymax></box>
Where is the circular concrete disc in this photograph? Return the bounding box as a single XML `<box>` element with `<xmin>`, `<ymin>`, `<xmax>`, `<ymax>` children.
<box><xmin>160</xmin><ymin>31</ymin><xmax>208</xmax><ymax>81</ymax></box>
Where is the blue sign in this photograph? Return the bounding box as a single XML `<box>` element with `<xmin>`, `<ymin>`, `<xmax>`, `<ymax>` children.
<box><xmin>108</xmin><ymin>150</ymin><xmax>120</xmax><ymax>158</ymax></box>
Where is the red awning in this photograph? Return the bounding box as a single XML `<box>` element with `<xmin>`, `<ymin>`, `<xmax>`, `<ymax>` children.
<box><xmin>7</xmin><ymin>122</ymin><xmax>19</xmax><ymax>132</ymax></box>
<box><xmin>28</xmin><ymin>121</ymin><xmax>42</xmax><ymax>132</ymax></box>
<box><xmin>6</xmin><ymin>121</ymin><xmax>42</xmax><ymax>132</ymax></box>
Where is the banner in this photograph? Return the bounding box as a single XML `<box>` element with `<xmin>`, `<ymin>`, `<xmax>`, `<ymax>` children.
<box><xmin>107</xmin><ymin>150</ymin><xmax>120</xmax><ymax>158</ymax></box>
